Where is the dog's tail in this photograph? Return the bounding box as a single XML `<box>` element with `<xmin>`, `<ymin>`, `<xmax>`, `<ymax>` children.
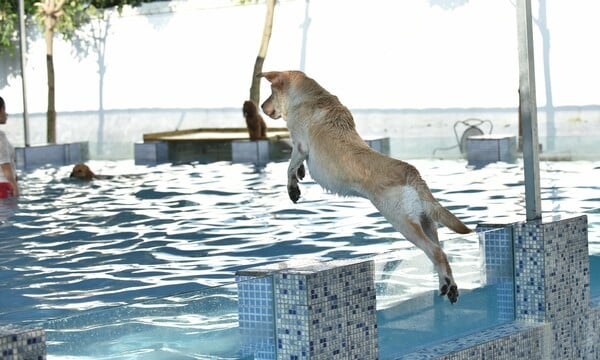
<box><xmin>427</xmin><ymin>202</ymin><xmax>472</xmax><ymax>234</ymax></box>
<box><xmin>414</xmin><ymin>179</ymin><xmax>472</xmax><ymax>234</ymax></box>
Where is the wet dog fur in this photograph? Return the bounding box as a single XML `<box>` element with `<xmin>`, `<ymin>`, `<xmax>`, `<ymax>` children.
<box><xmin>259</xmin><ymin>70</ymin><xmax>471</xmax><ymax>304</ymax></box>
<box><xmin>70</xmin><ymin>163</ymin><xmax>99</xmax><ymax>180</ymax></box>
<box><xmin>69</xmin><ymin>163</ymin><xmax>116</xmax><ymax>181</ymax></box>
<box><xmin>243</xmin><ymin>100</ymin><xmax>267</xmax><ymax>140</ymax></box>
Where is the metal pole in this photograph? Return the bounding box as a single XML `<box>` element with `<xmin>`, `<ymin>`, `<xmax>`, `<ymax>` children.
<box><xmin>299</xmin><ymin>0</ymin><xmax>310</xmax><ymax>71</ymax></box>
<box><xmin>18</xmin><ymin>0</ymin><xmax>30</xmax><ymax>147</ymax></box>
<box><xmin>516</xmin><ymin>0</ymin><xmax>542</xmax><ymax>221</ymax></box>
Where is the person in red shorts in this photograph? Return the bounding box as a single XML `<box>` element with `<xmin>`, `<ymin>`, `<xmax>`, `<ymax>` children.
<box><xmin>0</xmin><ymin>96</ymin><xmax>18</xmax><ymax>198</ymax></box>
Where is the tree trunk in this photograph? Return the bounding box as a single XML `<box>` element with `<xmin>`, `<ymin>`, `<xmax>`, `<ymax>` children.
<box><xmin>45</xmin><ymin>29</ymin><xmax>56</xmax><ymax>144</ymax></box>
<box><xmin>249</xmin><ymin>0</ymin><xmax>276</xmax><ymax>105</ymax></box>
<box><xmin>39</xmin><ymin>0</ymin><xmax>64</xmax><ymax>144</ymax></box>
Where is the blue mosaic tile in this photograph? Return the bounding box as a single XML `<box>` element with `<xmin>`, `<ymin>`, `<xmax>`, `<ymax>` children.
<box><xmin>398</xmin><ymin>322</ymin><xmax>546</xmax><ymax>360</ymax></box>
<box><xmin>512</xmin><ymin>215</ymin><xmax>589</xmax><ymax>323</ymax></box>
<box><xmin>236</xmin><ymin>274</ymin><xmax>276</xmax><ymax>359</ymax></box>
<box><xmin>237</xmin><ymin>258</ymin><xmax>377</xmax><ymax>360</ymax></box>
<box><xmin>476</xmin><ymin>227</ymin><xmax>515</xmax><ymax>321</ymax></box>
<box><xmin>462</xmin><ymin>215</ymin><xmax>596</xmax><ymax>360</ymax></box>
<box><xmin>237</xmin><ymin>216</ymin><xmax>599</xmax><ymax>360</ymax></box>
<box><xmin>274</xmin><ymin>260</ymin><xmax>377</xmax><ymax>360</ymax></box>
<box><xmin>0</xmin><ymin>325</ymin><xmax>46</xmax><ymax>360</ymax></box>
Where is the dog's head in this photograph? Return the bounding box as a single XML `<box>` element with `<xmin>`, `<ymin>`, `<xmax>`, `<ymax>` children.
<box><xmin>258</xmin><ymin>71</ymin><xmax>306</xmax><ymax>120</ymax></box>
<box><xmin>70</xmin><ymin>163</ymin><xmax>96</xmax><ymax>181</ymax></box>
<box><xmin>242</xmin><ymin>100</ymin><xmax>257</xmax><ymax>118</ymax></box>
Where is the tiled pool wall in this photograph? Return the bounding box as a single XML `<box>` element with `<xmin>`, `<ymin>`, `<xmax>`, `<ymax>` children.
<box><xmin>237</xmin><ymin>215</ymin><xmax>598</xmax><ymax>359</ymax></box>
<box><xmin>236</xmin><ymin>259</ymin><xmax>378</xmax><ymax>359</ymax></box>
<box><xmin>0</xmin><ymin>325</ymin><xmax>45</xmax><ymax>360</ymax></box>
<box><xmin>3</xmin><ymin>215</ymin><xmax>598</xmax><ymax>359</ymax></box>
<box><xmin>405</xmin><ymin>214</ymin><xmax>597</xmax><ymax>359</ymax></box>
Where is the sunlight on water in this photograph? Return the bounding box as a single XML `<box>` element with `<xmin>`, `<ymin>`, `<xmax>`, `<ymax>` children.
<box><xmin>0</xmin><ymin>159</ymin><xmax>598</xmax><ymax>358</ymax></box>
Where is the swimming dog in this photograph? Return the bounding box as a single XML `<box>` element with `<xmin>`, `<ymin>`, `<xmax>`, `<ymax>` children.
<box><xmin>259</xmin><ymin>70</ymin><xmax>471</xmax><ymax>303</ymax></box>
<box><xmin>70</xmin><ymin>163</ymin><xmax>98</xmax><ymax>180</ymax></box>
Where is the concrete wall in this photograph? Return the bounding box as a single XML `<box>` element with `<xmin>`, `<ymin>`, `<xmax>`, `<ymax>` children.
<box><xmin>6</xmin><ymin>106</ymin><xmax>600</xmax><ymax>160</ymax></box>
<box><xmin>1</xmin><ymin>0</ymin><xmax>599</xmax><ymax>160</ymax></box>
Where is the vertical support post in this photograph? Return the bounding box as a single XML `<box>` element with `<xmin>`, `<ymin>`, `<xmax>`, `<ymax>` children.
<box><xmin>18</xmin><ymin>0</ymin><xmax>30</xmax><ymax>147</ymax></box>
<box><xmin>516</xmin><ymin>0</ymin><xmax>542</xmax><ymax>221</ymax></box>
<box><xmin>299</xmin><ymin>0</ymin><xmax>311</xmax><ymax>71</ymax></box>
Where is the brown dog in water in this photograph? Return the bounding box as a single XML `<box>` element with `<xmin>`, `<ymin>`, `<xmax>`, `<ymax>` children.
<box><xmin>259</xmin><ymin>70</ymin><xmax>471</xmax><ymax>304</ymax></box>
<box><xmin>70</xmin><ymin>163</ymin><xmax>98</xmax><ymax>180</ymax></box>
<box><xmin>243</xmin><ymin>100</ymin><xmax>267</xmax><ymax>140</ymax></box>
<box><xmin>69</xmin><ymin>163</ymin><xmax>113</xmax><ymax>181</ymax></box>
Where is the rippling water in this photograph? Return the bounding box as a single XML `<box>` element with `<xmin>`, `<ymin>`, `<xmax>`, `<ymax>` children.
<box><xmin>0</xmin><ymin>159</ymin><xmax>598</xmax><ymax>331</ymax></box>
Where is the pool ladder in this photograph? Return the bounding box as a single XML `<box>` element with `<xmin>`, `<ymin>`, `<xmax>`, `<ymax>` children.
<box><xmin>432</xmin><ymin>118</ymin><xmax>494</xmax><ymax>157</ymax></box>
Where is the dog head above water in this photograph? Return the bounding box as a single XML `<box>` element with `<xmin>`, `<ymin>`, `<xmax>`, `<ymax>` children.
<box><xmin>70</xmin><ymin>163</ymin><xmax>97</xmax><ymax>181</ymax></box>
<box><xmin>258</xmin><ymin>71</ymin><xmax>311</xmax><ymax>120</ymax></box>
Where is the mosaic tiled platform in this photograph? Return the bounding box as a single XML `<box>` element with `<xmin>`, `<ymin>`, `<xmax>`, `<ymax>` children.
<box><xmin>236</xmin><ymin>258</ymin><xmax>378</xmax><ymax>360</ymax></box>
<box><xmin>465</xmin><ymin>135</ymin><xmax>517</xmax><ymax>168</ymax></box>
<box><xmin>15</xmin><ymin>142</ymin><xmax>88</xmax><ymax>170</ymax></box>
<box><xmin>235</xmin><ymin>215</ymin><xmax>596</xmax><ymax>359</ymax></box>
<box><xmin>424</xmin><ymin>214</ymin><xmax>600</xmax><ymax>360</ymax></box>
<box><xmin>231</xmin><ymin>140</ymin><xmax>270</xmax><ymax>165</ymax></box>
<box><xmin>364</xmin><ymin>137</ymin><xmax>390</xmax><ymax>155</ymax></box>
<box><xmin>389</xmin><ymin>215</ymin><xmax>597</xmax><ymax>359</ymax></box>
<box><xmin>134</xmin><ymin>141</ymin><xmax>168</xmax><ymax>165</ymax></box>
<box><xmin>399</xmin><ymin>322</ymin><xmax>548</xmax><ymax>360</ymax></box>
<box><xmin>476</xmin><ymin>225</ymin><xmax>515</xmax><ymax>322</ymax></box>
<box><xmin>0</xmin><ymin>325</ymin><xmax>45</xmax><ymax>360</ymax></box>
<box><xmin>236</xmin><ymin>274</ymin><xmax>276</xmax><ymax>359</ymax></box>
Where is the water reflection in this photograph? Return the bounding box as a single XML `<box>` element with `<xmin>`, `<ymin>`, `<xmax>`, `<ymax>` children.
<box><xmin>1</xmin><ymin>159</ymin><xmax>598</xmax><ymax>327</ymax></box>
<box><xmin>0</xmin><ymin>197</ymin><xmax>17</xmax><ymax>223</ymax></box>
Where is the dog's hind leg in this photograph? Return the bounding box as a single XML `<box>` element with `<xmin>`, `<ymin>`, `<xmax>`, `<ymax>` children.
<box><xmin>375</xmin><ymin>200</ymin><xmax>459</xmax><ymax>303</ymax></box>
<box><xmin>420</xmin><ymin>214</ymin><xmax>458</xmax><ymax>303</ymax></box>
<box><xmin>420</xmin><ymin>213</ymin><xmax>440</xmax><ymax>244</ymax></box>
<box><xmin>403</xmin><ymin>218</ymin><xmax>458</xmax><ymax>303</ymax></box>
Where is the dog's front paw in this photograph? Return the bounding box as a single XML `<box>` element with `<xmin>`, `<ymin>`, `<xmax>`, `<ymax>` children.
<box><xmin>297</xmin><ymin>164</ymin><xmax>306</xmax><ymax>181</ymax></box>
<box><xmin>447</xmin><ymin>285</ymin><xmax>459</xmax><ymax>304</ymax></box>
<box><xmin>288</xmin><ymin>184</ymin><xmax>301</xmax><ymax>203</ymax></box>
<box><xmin>440</xmin><ymin>277</ymin><xmax>459</xmax><ymax>304</ymax></box>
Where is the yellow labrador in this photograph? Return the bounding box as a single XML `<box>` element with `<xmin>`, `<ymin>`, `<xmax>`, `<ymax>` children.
<box><xmin>260</xmin><ymin>70</ymin><xmax>471</xmax><ymax>304</ymax></box>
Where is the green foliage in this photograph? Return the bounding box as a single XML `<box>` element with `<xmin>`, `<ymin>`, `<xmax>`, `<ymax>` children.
<box><xmin>39</xmin><ymin>1</ymin><xmax>92</xmax><ymax>40</ymax></box>
<box><xmin>0</xmin><ymin>0</ymin><xmax>20</xmax><ymax>54</ymax></box>
<box><xmin>0</xmin><ymin>0</ymin><xmax>163</xmax><ymax>54</ymax></box>
<box><xmin>91</xmin><ymin>0</ymin><xmax>158</xmax><ymax>12</ymax></box>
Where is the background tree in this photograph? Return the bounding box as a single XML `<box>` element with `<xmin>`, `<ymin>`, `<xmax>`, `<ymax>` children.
<box><xmin>0</xmin><ymin>0</ymin><xmax>20</xmax><ymax>55</ymax></box>
<box><xmin>243</xmin><ymin>0</ymin><xmax>276</xmax><ymax>106</ymax></box>
<box><xmin>37</xmin><ymin>0</ymin><xmax>68</xmax><ymax>143</ymax></box>
<box><xmin>0</xmin><ymin>0</ymin><xmax>157</xmax><ymax>144</ymax></box>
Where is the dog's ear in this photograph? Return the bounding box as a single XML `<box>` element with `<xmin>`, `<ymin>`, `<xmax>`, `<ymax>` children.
<box><xmin>258</xmin><ymin>71</ymin><xmax>284</xmax><ymax>86</ymax></box>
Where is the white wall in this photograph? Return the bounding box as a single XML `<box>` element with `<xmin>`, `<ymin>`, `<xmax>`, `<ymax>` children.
<box><xmin>0</xmin><ymin>0</ymin><xmax>599</xmax><ymax>158</ymax></box>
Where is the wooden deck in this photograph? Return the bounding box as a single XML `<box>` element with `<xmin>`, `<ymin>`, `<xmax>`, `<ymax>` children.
<box><xmin>143</xmin><ymin>127</ymin><xmax>290</xmax><ymax>142</ymax></box>
<box><xmin>137</xmin><ymin>128</ymin><xmax>390</xmax><ymax>165</ymax></box>
<box><xmin>138</xmin><ymin>127</ymin><xmax>292</xmax><ymax>164</ymax></box>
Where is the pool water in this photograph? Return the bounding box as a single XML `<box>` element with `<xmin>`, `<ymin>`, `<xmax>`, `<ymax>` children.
<box><xmin>0</xmin><ymin>159</ymin><xmax>599</xmax><ymax>358</ymax></box>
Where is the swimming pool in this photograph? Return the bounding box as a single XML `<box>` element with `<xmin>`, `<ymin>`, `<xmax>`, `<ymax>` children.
<box><xmin>1</xmin><ymin>159</ymin><xmax>598</xmax><ymax>358</ymax></box>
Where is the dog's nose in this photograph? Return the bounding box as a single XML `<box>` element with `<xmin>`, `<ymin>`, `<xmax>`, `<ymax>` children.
<box><xmin>261</xmin><ymin>102</ymin><xmax>274</xmax><ymax>117</ymax></box>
